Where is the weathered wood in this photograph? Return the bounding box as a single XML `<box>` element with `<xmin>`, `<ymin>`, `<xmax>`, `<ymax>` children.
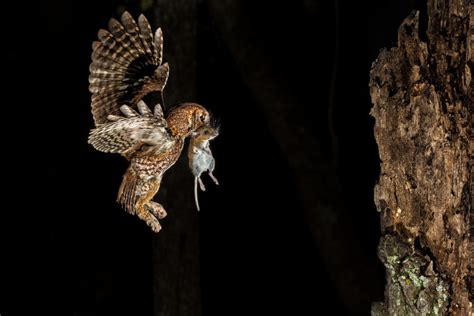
<box><xmin>369</xmin><ymin>0</ymin><xmax>473</xmax><ymax>314</ymax></box>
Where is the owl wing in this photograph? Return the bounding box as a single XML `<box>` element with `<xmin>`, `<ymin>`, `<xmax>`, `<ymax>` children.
<box><xmin>88</xmin><ymin>101</ymin><xmax>173</xmax><ymax>155</ymax></box>
<box><xmin>89</xmin><ymin>11</ymin><xmax>169</xmax><ymax>126</ymax></box>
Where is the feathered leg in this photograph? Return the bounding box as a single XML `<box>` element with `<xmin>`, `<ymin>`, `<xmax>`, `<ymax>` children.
<box><xmin>134</xmin><ymin>176</ymin><xmax>163</xmax><ymax>232</ymax></box>
<box><xmin>145</xmin><ymin>201</ymin><xmax>167</xmax><ymax>219</ymax></box>
<box><xmin>117</xmin><ymin>167</ymin><xmax>164</xmax><ymax>232</ymax></box>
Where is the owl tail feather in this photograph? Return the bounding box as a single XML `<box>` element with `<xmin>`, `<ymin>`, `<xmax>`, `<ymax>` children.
<box><xmin>194</xmin><ymin>177</ymin><xmax>200</xmax><ymax>211</ymax></box>
<box><xmin>117</xmin><ymin>167</ymin><xmax>138</xmax><ymax>215</ymax></box>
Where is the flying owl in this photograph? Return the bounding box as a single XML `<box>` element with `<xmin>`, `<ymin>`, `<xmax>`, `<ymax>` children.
<box><xmin>88</xmin><ymin>11</ymin><xmax>212</xmax><ymax>232</ymax></box>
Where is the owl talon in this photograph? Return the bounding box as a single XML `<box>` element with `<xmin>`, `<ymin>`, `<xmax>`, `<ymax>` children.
<box><xmin>145</xmin><ymin>201</ymin><xmax>167</xmax><ymax>219</ymax></box>
<box><xmin>147</xmin><ymin>219</ymin><xmax>162</xmax><ymax>233</ymax></box>
<box><xmin>136</xmin><ymin>207</ymin><xmax>162</xmax><ymax>232</ymax></box>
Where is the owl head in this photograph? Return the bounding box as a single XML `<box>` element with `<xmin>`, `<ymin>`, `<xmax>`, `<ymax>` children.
<box><xmin>166</xmin><ymin>103</ymin><xmax>210</xmax><ymax>138</ymax></box>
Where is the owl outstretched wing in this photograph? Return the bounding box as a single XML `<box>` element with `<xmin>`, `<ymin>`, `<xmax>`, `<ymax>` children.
<box><xmin>88</xmin><ymin>100</ymin><xmax>173</xmax><ymax>156</ymax></box>
<box><xmin>89</xmin><ymin>11</ymin><xmax>169</xmax><ymax>126</ymax></box>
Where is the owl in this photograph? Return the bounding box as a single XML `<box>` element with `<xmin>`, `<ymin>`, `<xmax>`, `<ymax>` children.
<box><xmin>88</xmin><ymin>11</ymin><xmax>211</xmax><ymax>232</ymax></box>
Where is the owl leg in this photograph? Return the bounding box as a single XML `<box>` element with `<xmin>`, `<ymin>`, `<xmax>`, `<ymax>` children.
<box><xmin>145</xmin><ymin>201</ymin><xmax>167</xmax><ymax>219</ymax></box>
<box><xmin>135</xmin><ymin>177</ymin><xmax>164</xmax><ymax>233</ymax></box>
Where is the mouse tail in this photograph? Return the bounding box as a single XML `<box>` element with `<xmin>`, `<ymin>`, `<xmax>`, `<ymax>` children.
<box><xmin>194</xmin><ymin>177</ymin><xmax>201</xmax><ymax>211</ymax></box>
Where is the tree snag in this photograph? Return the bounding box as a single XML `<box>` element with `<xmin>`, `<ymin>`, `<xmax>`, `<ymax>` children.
<box><xmin>369</xmin><ymin>1</ymin><xmax>473</xmax><ymax>315</ymax></box>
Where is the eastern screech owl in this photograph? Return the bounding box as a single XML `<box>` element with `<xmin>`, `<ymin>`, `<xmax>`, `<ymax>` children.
<box><xmin>88</xmin><ymin>11</ymin><xmax>218</xmax><ymax>232</ymax></box>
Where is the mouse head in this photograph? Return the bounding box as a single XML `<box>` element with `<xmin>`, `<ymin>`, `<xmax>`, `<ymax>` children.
<box><xmin>192</xmin><ymin>124</ymin><xmax>219</xmax><ymax>141</ymax></box>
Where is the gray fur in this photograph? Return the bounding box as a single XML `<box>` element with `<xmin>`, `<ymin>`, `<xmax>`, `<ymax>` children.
<box><xmin>188</xmin><ymin>126</ymin><xmax>219</xmax><ymax>211</ymax></box>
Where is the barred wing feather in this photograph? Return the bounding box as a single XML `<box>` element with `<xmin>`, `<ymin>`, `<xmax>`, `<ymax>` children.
<box><xmin>89</xmin><ymin>11</ymin><xmax>168</xmax><ymax>126</ymax></box>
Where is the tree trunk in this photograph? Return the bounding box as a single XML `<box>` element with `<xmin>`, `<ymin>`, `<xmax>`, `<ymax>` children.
<box><xmin>369</xmin><ymin>1</ymin><xmax>473</xmax><ymax>315</ymax></box>
<box><xmin>150</xmin><ymin>1</ymin><xmax>201</xmax><ymax>315</ymax></box>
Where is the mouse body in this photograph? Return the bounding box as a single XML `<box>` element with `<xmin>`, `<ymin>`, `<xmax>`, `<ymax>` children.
<box><xmin>188</xmin><ymin>125</ymin><xmax>219</xmax><ymax>210</ymax></box>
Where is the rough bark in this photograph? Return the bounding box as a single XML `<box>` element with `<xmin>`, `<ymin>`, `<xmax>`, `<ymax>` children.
<box><xmin>369</xmin><ymin>1</ymin><xmax>473</xmax><ymax>315</ymax></box>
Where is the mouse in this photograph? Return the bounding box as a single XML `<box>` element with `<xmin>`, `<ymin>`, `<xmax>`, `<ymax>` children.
<box><xmin>188</xmin><ymin>125</ymin><xmax>219</xmax><ymax>211</ymax></box>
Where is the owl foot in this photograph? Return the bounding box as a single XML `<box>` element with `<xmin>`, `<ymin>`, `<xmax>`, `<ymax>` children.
<box><xmin>136</xmin><ymin>208</ymin><xmax>162</xmax><ymax>233</ymax></box>
<box><xmin>145</xmin><ymin>201</ymin><xmax>167</xmax><ymax>219</ymax></box>
<box><xmin>209</xmin><ymin>172</ymin><xmax>219</xmax><ymax>186</ymax></box>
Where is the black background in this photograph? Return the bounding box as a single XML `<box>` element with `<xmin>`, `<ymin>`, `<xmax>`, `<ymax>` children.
<box><xmin>3</xmin><ymin>0</ymin><xmax>426</xmax><ymax>315</ymax></box>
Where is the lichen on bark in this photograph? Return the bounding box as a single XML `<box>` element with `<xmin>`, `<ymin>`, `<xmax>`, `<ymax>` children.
<box><xmin>369</xmin><ymin>1</ymin><xmax>472</xmax><ymax>314</ymax></box>
<box><xmin>372</xmin><ymin>235</ymin><xmax>449</xmax><ymax>315</ymax></box>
